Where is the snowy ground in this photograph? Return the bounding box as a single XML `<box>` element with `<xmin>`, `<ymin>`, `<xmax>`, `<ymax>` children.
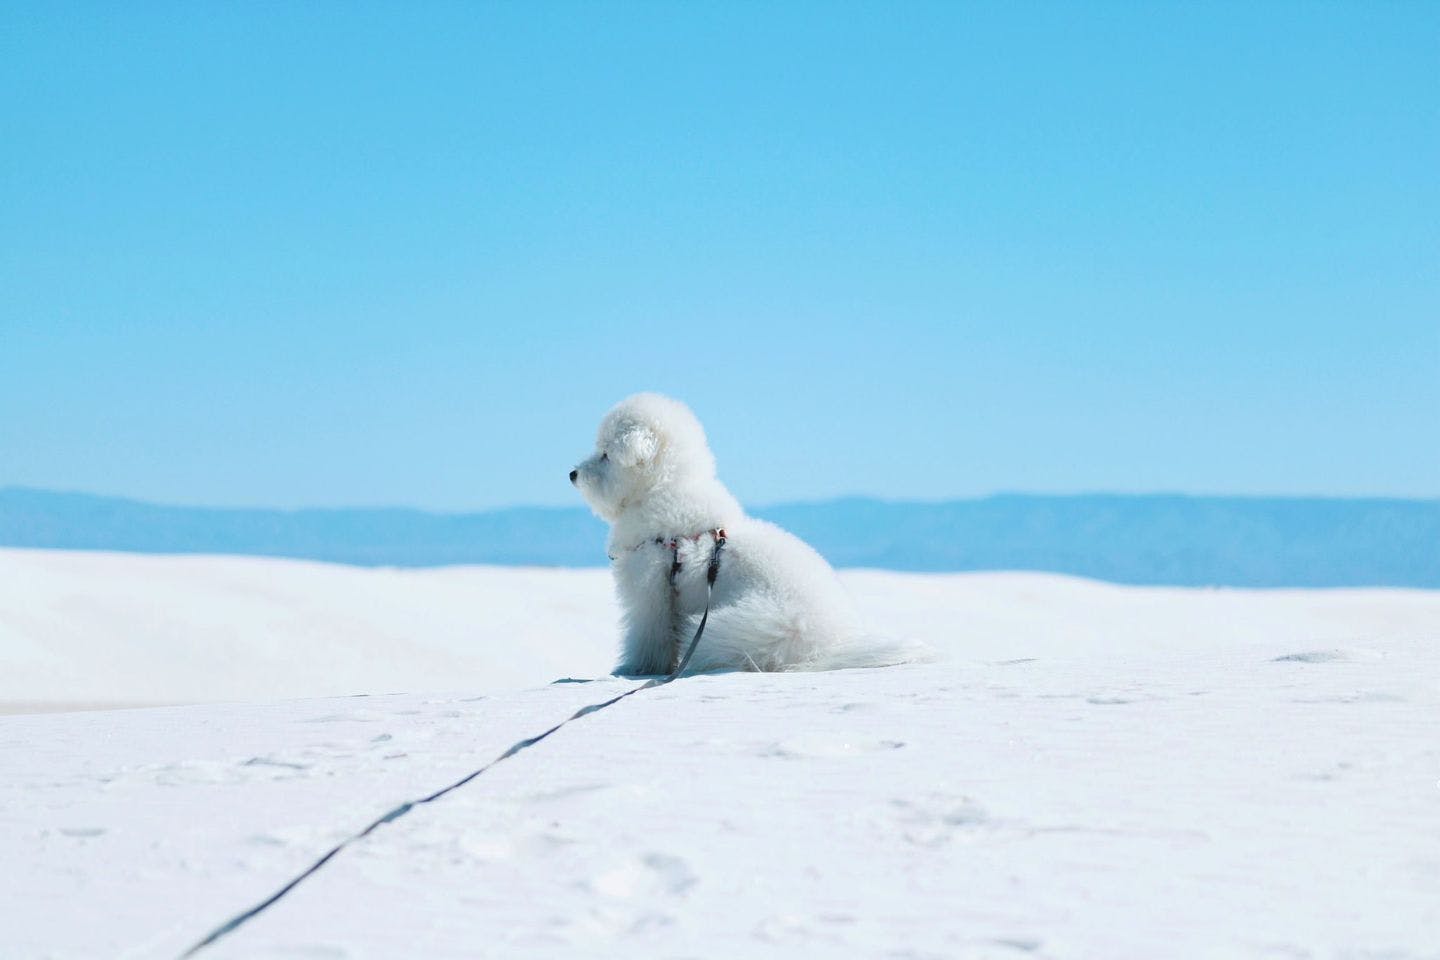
<box><xmin>2</xmin><ymin>548</ymin><xmax>1438</xmax><ymax>958</ymax></box>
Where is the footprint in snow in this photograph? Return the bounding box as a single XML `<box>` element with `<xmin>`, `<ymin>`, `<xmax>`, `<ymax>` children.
<box><xmin>1273</xmin><ymin>647</ymin><xmax>1381</xmax><ymax>663</ymax></box>
<box><xmin>242</xmin><ymin>756</ymin><xmax>311</xmax><ymax>772</ymax></box>
<box><xmin>991</xmin><ymin>937</ymin><xmax>1044</xmax><ymax>953</ymax></box>
<box><xmin>570</xmin><ymin>853</ymin><xmax>697</xmax><ymax>938</ymax></box>
<box><xmin>588</xmin><ymin>852</ymin><xmax>697</xmax><ymax>900</ymax></box>
<box><xmin>889</xmin><ymin>796</ymin><xmax>992</xmax><ymax>847</ymax></box>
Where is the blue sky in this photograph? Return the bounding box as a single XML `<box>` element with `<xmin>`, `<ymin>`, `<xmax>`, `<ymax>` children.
<box><xmin>2</xmin><ymin>2</ymin><xmax>1436</xmax><ymax>510</ymax></box>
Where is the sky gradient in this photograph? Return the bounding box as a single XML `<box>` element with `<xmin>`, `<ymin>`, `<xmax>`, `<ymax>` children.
<box><xmin>2</xmin><ymin>2</ymin><xmax>1436</xmax><ymax>509</ymax></box>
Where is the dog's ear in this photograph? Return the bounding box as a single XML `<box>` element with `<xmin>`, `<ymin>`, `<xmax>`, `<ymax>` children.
<box><xmin>612</xmin><ymin>424</ymin><xmax>659</xmax><ymax>467</ymax></box>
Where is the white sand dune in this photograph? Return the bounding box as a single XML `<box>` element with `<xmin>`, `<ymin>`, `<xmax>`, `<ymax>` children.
<box><xmin>3</xmin><ymin>547</ymin><xmax>1433</xmax><ymax>707</ymax></box>
<box><xmin>0</xmin><ymin>549</ymin><xmax>618</xmax><ymax>707</ymax></box>
<box><xmin>1</xmin><ymin>548</ymin><xmax>1437</xmax><ymax>957</ymax></box>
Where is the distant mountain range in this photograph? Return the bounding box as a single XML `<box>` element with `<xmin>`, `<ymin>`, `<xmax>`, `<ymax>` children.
<box><xmin>1</xmin><ymin>487</ymin><xmax>1436</xmax><ymax>588</ymax></box>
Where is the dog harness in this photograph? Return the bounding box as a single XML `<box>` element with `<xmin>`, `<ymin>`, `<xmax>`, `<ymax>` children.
<box><xmin>661</xmin><ymin>527</ymin><xmax>727</xmax><ymax>588</ymax></box>
<box><xmin>608</xmin><ymin>527</ymin><xmax>727</xmax><ymax>676</ymax></box>
<box><xmin>609</xmin><ymin>527</ymin><xmax>726</xmax><ymax>571</ymax></box>
<box><xmin>670</xmin><ymin>528</ymin><xmax>726</xmax><ymax>676</ymax></box>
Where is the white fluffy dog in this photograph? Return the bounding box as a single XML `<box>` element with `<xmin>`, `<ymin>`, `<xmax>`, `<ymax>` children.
<box><xmin>571</xmin><ymin>393</ymin><xmax>923</xmax><ymax>676</ymax></box>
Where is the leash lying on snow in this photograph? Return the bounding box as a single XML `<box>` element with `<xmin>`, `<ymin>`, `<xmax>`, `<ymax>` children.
<box><xmin>180</xmin><ymin>529</ymin><xmax>727</xmax><ymax>958</ymax></box>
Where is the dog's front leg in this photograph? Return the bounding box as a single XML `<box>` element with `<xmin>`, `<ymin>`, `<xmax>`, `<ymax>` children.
<box><xmin>612</xmin><ymin>549</ymin><xmax>677</xmax><ymax>676</ymax></box>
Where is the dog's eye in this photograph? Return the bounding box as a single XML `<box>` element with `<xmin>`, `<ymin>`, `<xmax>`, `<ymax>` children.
<box><xmin>600</xmin><ymin>452</ymin><xmax>608</xmax><ymax>462</ymax></box>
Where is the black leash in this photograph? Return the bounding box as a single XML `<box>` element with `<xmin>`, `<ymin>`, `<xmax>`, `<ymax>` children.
<box><xmin>179</xmin><ymin>533</ymin><xmax>726</xmax><ymax>957</ymax></box>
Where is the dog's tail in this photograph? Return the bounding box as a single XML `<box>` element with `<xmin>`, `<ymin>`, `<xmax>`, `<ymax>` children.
<box><xmin>795</xmin><ymin>633</ymin><xmax>938</xmax><ymax>672</ymax></box>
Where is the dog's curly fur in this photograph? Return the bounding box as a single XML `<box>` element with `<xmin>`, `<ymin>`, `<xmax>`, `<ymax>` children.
<box><xmin>571</xmin><ymin>393</ymin><xmax>927</xmax><ymax>675</ymax></box>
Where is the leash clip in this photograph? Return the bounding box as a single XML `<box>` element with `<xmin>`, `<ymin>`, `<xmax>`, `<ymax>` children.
<box><xmin>706</xmin><ymin>528</ymin><xmax>726</xmax><ymax>585</ymax></box>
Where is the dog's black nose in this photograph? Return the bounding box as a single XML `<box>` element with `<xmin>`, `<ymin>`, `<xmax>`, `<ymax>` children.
<box><xmin>569</xmin><ymin>469</ymin><xmax>578</xmax><ymax>484</ymax></box>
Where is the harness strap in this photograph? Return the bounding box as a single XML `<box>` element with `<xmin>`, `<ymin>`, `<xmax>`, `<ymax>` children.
<box><xmin>670</xmin><ymin>529</ymin><xmax>725</xmax><ymax>677</ymax></box>
<box><xmin>668</xmin><ymin>541</ymin><xmax>683</xmax><ymax>586</ymax></box>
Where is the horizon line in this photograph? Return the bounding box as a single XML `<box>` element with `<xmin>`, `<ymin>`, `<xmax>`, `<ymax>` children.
<box><xmin>4</xmin><ymin>484</ymin><xmax>1437</xmax><ymax>516</ymax></box>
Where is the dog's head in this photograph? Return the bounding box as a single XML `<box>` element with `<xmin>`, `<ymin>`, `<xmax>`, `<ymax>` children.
<box><xmin>569</xmin><ymin>393</ymin><xmax>716</xmax><ymax>522</ymax></box>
